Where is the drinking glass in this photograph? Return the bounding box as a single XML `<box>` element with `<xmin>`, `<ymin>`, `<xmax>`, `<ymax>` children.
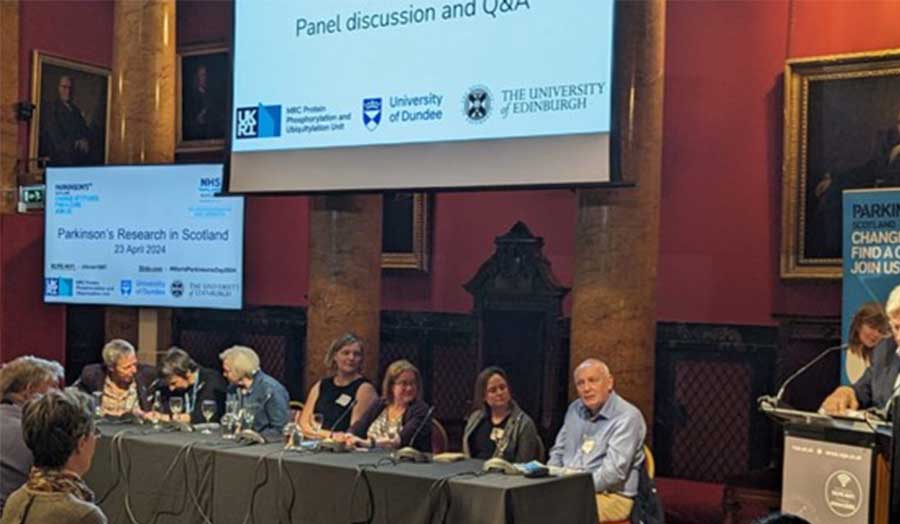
<box><xmin>220</xmin><ymin>413</ymin><xmax>236</xmax><ymax>439</ymax></box>
<box><xmin>169</xmin><ymin>397</ymin><xmax>184</xmax><ymax>418</ymax></box>
<box><xmin>151</xmin><ymin>392</ymin><xmax>163</xmax><ymax>430</ymax></box>
<box><xmin>242</xmin><ymin>408</ymin><xmax>256</xmax><ymax>432</ymax></box>
<box><xmin>91</xmin><ymin>391</ymin><xmax>104</xmax><ymax>419</ymax></box>
<box><xmin>312</xmin><ymin>413</ymin><xmax>324</xmax><ymax>436</ymax></box>
<box><xmin>200</xmin><ymin>400</ymin><xmax>216</xmax><ymax>434</ymax></box>
<box><xmin>283</xmin><ymin>422</ymin><xmax>302</xmax><ymax>449</ymax></box>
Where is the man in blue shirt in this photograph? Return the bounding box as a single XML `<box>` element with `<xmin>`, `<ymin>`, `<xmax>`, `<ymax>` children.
<box><xmin>549</xmin><ymin>358</ymin><xmax>646</xmax><ymax>522</ymax></box>
<box><xmin>220</xmin><ymin>345</ymin><xmax>290</xmax><ymax>439</ymax></box>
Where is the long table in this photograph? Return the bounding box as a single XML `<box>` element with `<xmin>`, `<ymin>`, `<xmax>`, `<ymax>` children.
<box><xmin>86</xmin><ymin>424</ymin><xmax>598</xmax><ymax>524</ymax></box>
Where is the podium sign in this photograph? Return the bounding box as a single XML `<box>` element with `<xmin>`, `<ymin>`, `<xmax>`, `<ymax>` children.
<box><xmin>783</xmin><ymin>435</ymin><xmax>874</xmax><ymax>523</ymax></box>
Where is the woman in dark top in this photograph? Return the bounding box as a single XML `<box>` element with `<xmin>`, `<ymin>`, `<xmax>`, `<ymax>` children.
<box><xmin>462</xmin><ymin>367</ymin><xmax>543</xmax><ymax>462</ymax></box>
<box><xmin>298</xmin><ymin>333</ymin><xmax>377</xmax><ymax>438</ymax></box>
<box><xmin>155</xmin><ymin>347</ymin><xmax>228</xmax><ymax>424</ymax></box>
<box><xmin>344</xmin><ymin>359</ymin><xmax>432</xmax><ymax>451</ymax></box>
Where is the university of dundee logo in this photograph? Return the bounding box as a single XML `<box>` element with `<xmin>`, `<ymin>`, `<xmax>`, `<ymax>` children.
<box><xmin>363</xmin><ymin>98</ymin><xmax>382</xmax><ymax>131</ymax></box>
<box><xmin>236</xmin><ymin>104</ymin><xmax>282</xmax><ymax>138</ymax></box>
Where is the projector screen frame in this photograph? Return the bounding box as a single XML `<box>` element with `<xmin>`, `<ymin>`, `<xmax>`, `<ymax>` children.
<box><xmin>43</xmin><ymin>163</ymin><xmax>247</xmax><ymax>310</ymax></box>
<box><xmin>223</xmin><ymin>0</ymin><xmax>634</xmax><ymax>196</ymax></box>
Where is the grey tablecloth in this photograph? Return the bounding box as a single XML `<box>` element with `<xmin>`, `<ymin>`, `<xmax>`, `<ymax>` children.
<box><xmin>86</xmin><ymin>424</ymin><xmax>597</xmax><ymax>524</ymax></box>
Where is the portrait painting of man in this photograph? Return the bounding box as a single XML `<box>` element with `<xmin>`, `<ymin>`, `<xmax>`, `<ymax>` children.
<box><xmin>30</xmin><ymin>53</ymin><xmax>110</xmax><ymax>167</ymax></box>
<box><xmin>177</xmin><ymin>46</ymin><xmax>228</xmax><ymax>151</ymax></box>
<box><xmin>781</xmin><ymin>50</ymin><xmax>900</xmax><ymax>278</ymax></box>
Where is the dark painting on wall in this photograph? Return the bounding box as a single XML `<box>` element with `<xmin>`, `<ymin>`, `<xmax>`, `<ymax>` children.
<box><xmin>178</xmin><ymin>44</ymin><xmax>229</xmax><ymax>152</ymax></box>
<box><xmin>30</xmin><ymin>52</ymin><xmax>110</xmax><ymax>167</ymax></box>
<box><xmin>382</xmin><ymin>192</ymin><xmax>430</xmax><ymax>271</ymax></box>
<box><xmin>781</xmin><ymin>49</ymin><xmax>900</xmax><ymax>279</ymax></box>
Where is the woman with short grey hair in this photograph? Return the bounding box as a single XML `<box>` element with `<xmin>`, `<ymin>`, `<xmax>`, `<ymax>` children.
<box><xmin>0</xmin><ymin>388</ymin><xmax>106</xmax><ymax>524</ymax></box>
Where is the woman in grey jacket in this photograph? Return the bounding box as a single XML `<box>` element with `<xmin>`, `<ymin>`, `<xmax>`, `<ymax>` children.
<box><xmin>462</xmin><ymin>367</ymin><xmax>543</xmax><ymax>463</ymax></box>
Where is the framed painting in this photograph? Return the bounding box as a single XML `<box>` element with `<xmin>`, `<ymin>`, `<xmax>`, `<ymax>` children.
<box><xmin>781</xmin><ymin>48</ymin><xmax>900</xmax><ymax>279</ymax></box>
<box><xmin>177</xmin><ymin>43</ymin><xmax>229</xmax><ymax>152</ymax></box>
<box><xmin>382</xmin><ymin>192</ymin><xmax>430</xmax><ymax>271</ymax></box>
<box><xmin>29</xmin><ymin>51</ymin><xmax>110</xmax><ymax>167</ymax></box>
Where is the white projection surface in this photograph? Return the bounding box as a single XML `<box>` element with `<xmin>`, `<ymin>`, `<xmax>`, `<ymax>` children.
<box><xmin>230</xmin><ymin>0</ymin><xmax>616</xmax><ymax>192</ymax></box>
<box><xmin>44</xmin><ymin>165</ymin><xmax>244</xmax><ymax>309</ymax></box>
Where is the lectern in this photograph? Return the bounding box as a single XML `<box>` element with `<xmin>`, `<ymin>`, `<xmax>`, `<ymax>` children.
<box><xmin>762</xmin><ymin>405</ymin><xmax>895</xmax><ymax>524</ymax></box>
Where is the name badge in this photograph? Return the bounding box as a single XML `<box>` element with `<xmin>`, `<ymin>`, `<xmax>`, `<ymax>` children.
<box><xmin>490</xmin><ymin>427</ymin><xmax>505</xmax><ymax>442</ymax></box>
<box><xmin>335</xmin><ymin>394</ymin><xmax>352</xmax><ymax>407</ymax></box>
<box><xmin>581</xmin><ymin>438</ymin><xmax>595</xmax><ymax>454</ymax></box>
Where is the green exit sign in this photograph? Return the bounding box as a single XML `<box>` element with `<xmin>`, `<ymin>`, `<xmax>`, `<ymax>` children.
<box><xmin>18</xmin><ymin>185</ymin><xmax>45</xmax><ymax>212</ymax></box>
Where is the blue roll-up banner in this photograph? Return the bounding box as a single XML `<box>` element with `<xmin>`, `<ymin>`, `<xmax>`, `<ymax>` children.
<box><xmin>841</xmin><ymin>188</ymin><xmax>900</xmax><ymax>384</ymax></box>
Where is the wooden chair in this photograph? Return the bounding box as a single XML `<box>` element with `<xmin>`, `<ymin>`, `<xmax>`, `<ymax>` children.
<box><xmin>289</xmin><ymin>400</ymin><xmax>304</xmax><ymax>423</ymax></box>
<box><xmin>600</xmin><ymin>444</ymin><xmax>654</xmax><ymax>524</ymax></box>
<box><xmin>431</xmin><ymin>418</ymin><xmax>449</xmax><ymax>454</ymax></box>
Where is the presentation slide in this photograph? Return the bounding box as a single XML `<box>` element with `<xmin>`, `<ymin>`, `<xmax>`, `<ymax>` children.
<box><xmin>228</xmin><ymin>0</ymin><xmax>617</xmax><ymax>194</ymax></box>
<box><xmin>44</xmin><ymin>165</ymin><xmax>244</xmax><ymax>309</ymax></box>
<box><xmin>232</xmin><ymin>0</ymin><xmax>614</xmax><ymax>151</ymax></box>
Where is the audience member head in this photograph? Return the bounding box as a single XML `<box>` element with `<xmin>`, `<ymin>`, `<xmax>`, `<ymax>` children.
<box><xmin>159</xmin><ymin>346</ymin><xmax>199</xmax><ymax>390</ymax></box>
<box><xmin>22</xmin><ymin>388</ymin><xmax>98</xmax><ymax>476</ymax></box>
<box><xmin>0</xmin><ymin>356</ymin><xmax>64</xmax><ymax>405</ymax></box>
<box><xmin>323</xmin><ymin>333</ymin><xmax>364</xmax><ymax>377</ymax></box>
<box><xmin>886</xmin><ymin>284</ymin><xmax>900</xmax><ymax>346</ymax></box>
<box><xmin>102</xmin><ymin>339</ymin><xmax>138</xmax><ymax>387</ymax></box>
<box><xmin>472</xmin><ymin>366</ymin><xmax>512</xmax><ymax>414</ymax></box>
<box><xmin>382</xmin><ymin>359</ymin><xmax>421</xmax><ymax>407</ymax></box>
<box><xmin>847</xmin><ymin>301</ymin><xmax>889</xmax><ymax>361</ymax></box>
<box><xmin>574</xmin><ymin>358</ymin><xmax>614</xmax><ymax>414</ymax></box>
<box><xmin>219</xmin><ymin>345</ymin><xmax>260</xmax><ymax>386</ymax></box>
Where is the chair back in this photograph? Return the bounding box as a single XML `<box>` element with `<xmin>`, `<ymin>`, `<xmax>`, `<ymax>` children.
<box><xmin>289</xmin><ymin>400</ymin><xmax>304</xmax><ymax>423</ymax></box>
<box><xmin>431</xmin><ymin>418</ymin><xmax>449</xmax><ymax>454</ymax></box>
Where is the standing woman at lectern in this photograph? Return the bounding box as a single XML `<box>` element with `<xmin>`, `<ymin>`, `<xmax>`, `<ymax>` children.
<box><xmin>298</xmin><ymin>333</ymin><xmax>378</xmax><ymax>438</ymax></box>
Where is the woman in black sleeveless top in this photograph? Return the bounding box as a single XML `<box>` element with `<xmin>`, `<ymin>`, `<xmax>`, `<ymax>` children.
<box><xmin>297</xmin><ymin>333</ymin><xmax>378</xmax><ymax>437</ymax></box>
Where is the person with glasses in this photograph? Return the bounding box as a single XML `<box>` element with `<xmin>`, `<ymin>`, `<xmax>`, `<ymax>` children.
<box><xmin>343</xmin><ymin>359</ymin><xmax>432</xmax><ymax>451</ymax></box>
<box><xmin>0</xmin><ymin>388</ymin><xmax>106</xmax><ymax>524</ymax></box>
<box><xmin>154</xmin><ymin>347</ymin><xmax>228</xmax><ymax>424</ymax></box>
<box><xmin>219</xmin><ymin>345</ymin><xmax>290</xmax><ymax>438</ymax></box>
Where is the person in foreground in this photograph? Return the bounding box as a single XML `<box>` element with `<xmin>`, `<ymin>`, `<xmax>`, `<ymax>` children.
<box><xmin>76</xmin><ymin>339</ymin><xmax>157</xmax><ymax>416</ymax></box>
<box><xmin>155</xmin><ymin>347</ymin><xmax>228</xmax><ymax>424</ymax></box>
<box><xmin>821</xmin><ymin>284</ymin><xmax>900</xmax><ymax>415</ymax></box>
<box><xmin>298</xmin><ymin>333</ymin><xmax>377</xmax><ymax>438</ymax></box>
<box><xmin>220</xmin><ymin>345</ymin><xmax>290</xmax><ymax>437</ymax></box>
<box><xmin>462</xmin><ymin>366</ymin><xmax>543</xmax><ymax>462</ymax></box>
<box><xmin>343</xmin><ymin>359</ymin><xmax>432</xmax><ymax>451</ymax></box>
<box><xmin>548</xmin><ymin>358</ymin><xmax>646</xmax><ymax>522</ymax></box>
<box><xmin>0</xmin><ymin>389</ymin><xmax>106</xmax><ymax>524</ymax></box>
<box><xmin>0</xmin><ymin>357</ymin><xmax>65</xmax><ymax>512</ymax></box>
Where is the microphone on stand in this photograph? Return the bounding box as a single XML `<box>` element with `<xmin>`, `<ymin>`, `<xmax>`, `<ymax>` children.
<box><xmin>319</xmin><ymin>399</ymin><xmax>358</xmax><ymax>452</ymax></box>
<box><xmin>761</xmin><ymin>343</ymin><xmax>849</xmax><ymax>408</ymax></box>
<box><xmin>394</xmin><ymin>406</ymin><xmax>435</xmax><ymax>463</ymax></box>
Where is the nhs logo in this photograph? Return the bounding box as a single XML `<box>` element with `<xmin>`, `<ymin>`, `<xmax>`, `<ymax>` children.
<box><xmin>236</xmin><ymin>104</ymin><xmax>282</xmax><ymax>139</ymax></box>
<box><xmin>363</xmin><ymin>98</ymin><xmax>382</xmax><ymax>131</ymax></box>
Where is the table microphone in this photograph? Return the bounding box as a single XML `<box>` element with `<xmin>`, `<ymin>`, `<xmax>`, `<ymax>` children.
<box><xmin>394</xmin><ymin>406</ymin><xmax>434</xmax><ymax>463</ymax></box>
<box><xmin>319</xmin><ymin>399</ymin><xmax>358</xmax><ymax>452</ymax></box>
<box><xmin>771</xmin><ymin>343</ymin><xmax>849</xmax><ymax>407</ymax></box>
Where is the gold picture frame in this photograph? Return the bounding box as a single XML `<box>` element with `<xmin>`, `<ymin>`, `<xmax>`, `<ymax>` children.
<box><xmin>176</xmin><ymin>43</ymin><xmax>229</xmax><ymax>152</ymax></box>
<box><xmin>781</xmin><ymin>48</ymin><xmax>900</xmax><ymax>279</ymax></box>
<box><xmin>29</xmin><ymin>51</ymin><xmax>110</xmax><ymax>168</ymax></box>
<box><xmin>382</xmin><ymin>192</ymin><xmax>430</xmax><ymax>271</ymax></box>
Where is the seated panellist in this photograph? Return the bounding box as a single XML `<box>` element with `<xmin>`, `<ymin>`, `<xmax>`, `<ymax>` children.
<box><xmin>462</xmin><ymin>366</ymin><xmax>543</xmax><ymax>462</ymax></box>
<box><xmin>75</xmin><ymin>339</ymin><xmax>157</xmax><ymax>417</ymax></box>
<box><xmin>297</xmin><ymin>333</ymin><xmax>377</xmax><ymax>439</ymax></box>
<box><xmin>152</xmin><ymin>347</ymin><xmax>228</xmax><ymax>424</ymax></box>
<box><xmin>0</xmin><ymin>389</ymin><xmax>106</xmax><ymax>524</ymax></box>
<box><xmin>548</xmin><ymin>359</ymin><xmax>646</xmax><ymax>523</ymax></box>
<box><xmin>220</xmin><ymin>345</ymin><xmax>290</xmax><ymax>437</ymax></box>
<box><xmin>342</xmin><ymin>359</ymin><xmax>432</xmax><ymax>451</ymax></box>
<box><xmin>821</xmin><ymin>284</ymin><xmax>900</xmax><ymax>416</ymax></box>
<box><xmin>0</xmin><ymin>356</ymin><xmax>64</xmax><ymax>513</ymax></box>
